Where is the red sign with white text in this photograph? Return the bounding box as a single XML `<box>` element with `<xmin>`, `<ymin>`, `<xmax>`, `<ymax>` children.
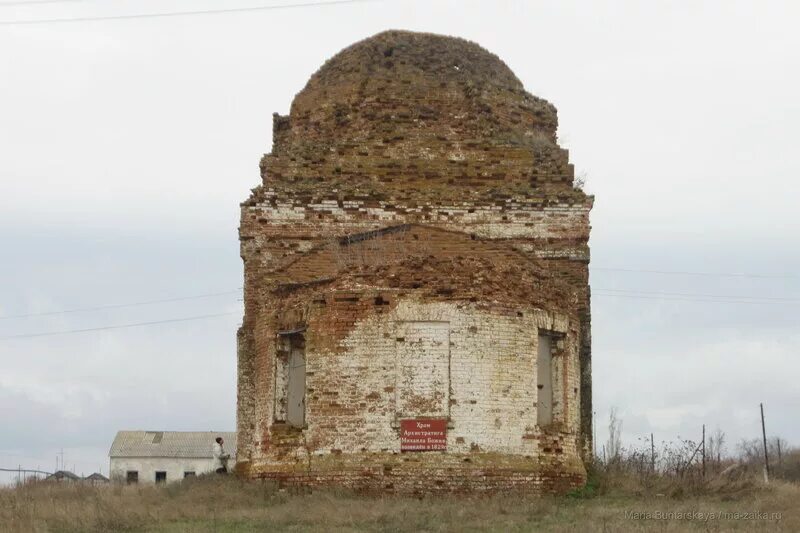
<box><xmin>400</xmin><ymin>419</ymin><xmax>447</xmax><ymax>451</ymax></box>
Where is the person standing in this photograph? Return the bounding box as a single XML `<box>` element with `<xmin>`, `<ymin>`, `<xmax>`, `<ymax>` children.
<box><xmin>212</xmin><ymin>436</ymin><xmax>230</xmax><ymax>474</ymax></box>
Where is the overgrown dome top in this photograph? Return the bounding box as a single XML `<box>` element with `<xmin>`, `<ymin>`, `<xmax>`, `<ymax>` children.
<box><xmin>259</xmin><ymin>30</ymin><xmax>580</xmax><ymax>199</ymax></box>
<box><xmin>300</xmin><ymin>30</ymin><xmax>525</xmax><ymax>97</ymax></box>
<box><xmin>282</xmin><ymin>30</ymin><xmax>559</xmax><ymax>142</ymax></box>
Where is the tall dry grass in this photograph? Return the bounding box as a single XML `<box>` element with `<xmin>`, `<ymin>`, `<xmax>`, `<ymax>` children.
<box><xmin>594</xmin><ymin>430</ymin><xmax>800</xmax><ymax>498</ymax></box>
<box><xmin>1</xmin><ymin>471</ymin><xmax>797</xmax><ymax>532</ymax></box>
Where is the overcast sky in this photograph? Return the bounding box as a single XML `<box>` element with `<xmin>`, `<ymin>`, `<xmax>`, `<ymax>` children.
<box><xmin>1</xmin><ymin>0</ymin><xmax>798</xmax><ymax>482</ymax></box>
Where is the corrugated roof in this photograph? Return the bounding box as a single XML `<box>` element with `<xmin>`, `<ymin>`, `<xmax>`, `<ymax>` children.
<box><xmin>109</xmin><ymin>431</ymin><xmax>237</xmax><ymax>458</ymax></box>
<box><xmin>47</xmin><ymin>470</ymin><xmax>81</xmax><ymax>480</ymax></box>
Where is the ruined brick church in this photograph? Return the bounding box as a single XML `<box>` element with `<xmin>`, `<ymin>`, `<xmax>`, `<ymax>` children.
<box><xmin>236</xmin><ymin>30</ymin><xmax>593</xmax><ymax>493</ymax></box>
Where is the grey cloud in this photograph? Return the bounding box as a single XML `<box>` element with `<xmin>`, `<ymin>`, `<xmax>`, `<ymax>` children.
<box><xmin>1</xmin><ymin>0</ymin><xmax>799</xmax><ymax>476</ymax></box>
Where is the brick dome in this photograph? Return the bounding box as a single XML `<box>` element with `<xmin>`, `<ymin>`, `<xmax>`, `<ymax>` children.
<box><xmin>301</xmin><ymin>30</ymin><xmax>525</xmax><ymax>96</ymax></box>
<box><xmin>288</xmin><ymin>29</ymin><xmax>557</xmax><ymax>146</ymax></box>
<box><xmin>260</xmin><ymin>30</ymin><xmax>578</xmax><ymax>198</ymax></box>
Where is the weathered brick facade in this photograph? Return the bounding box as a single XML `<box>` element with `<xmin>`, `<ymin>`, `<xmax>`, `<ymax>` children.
<box><xmin>236</xmin><ymin>30</ymin><xmax>593</xmax><ymax>493</ymax></box>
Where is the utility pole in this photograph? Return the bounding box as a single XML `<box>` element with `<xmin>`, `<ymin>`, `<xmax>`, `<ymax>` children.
<box><xmin>777</xmin><ymin>438</ymin><xmax>783</xmax><ymax>467</ymax></box>
<box><xmin>702</xmin><ymin>424</ymin><xmax>706</xmax><ymax>478</ymax></box>
<box><xmin>650</xmin><ymin>433</ymin><xmax>655</xmax><ymax>472</ymax></box>
<box><xmin>760</xmin><ymin>403</ymin><xmax>770</xmax><ymax>482</ymax></box>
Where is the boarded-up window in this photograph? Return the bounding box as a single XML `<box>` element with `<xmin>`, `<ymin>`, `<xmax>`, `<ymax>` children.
<box><xmin>275</xmin><ymin>332</ymin><xmax>306</xmax><ymax>427</ymax></box>
<box><xmin>395</xmin><ymin>321</ymin><xmax>450</xmax><ymax>419</ymax></box>
<box><xmin>126</xmin><ymin>471</ymin><xmax>138</xmax><ymax>484</ymax></box>
<box><xmin>537</xmin><ymin>333</ymin><xmax>553</xmax><ymax>426</ymax></box>
<box><xmin>286</xmin><ymin>335</ymin><xmax>306</xmax><ymax>428</ymax></box>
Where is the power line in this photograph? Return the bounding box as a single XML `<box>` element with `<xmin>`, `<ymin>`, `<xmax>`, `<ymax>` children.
<box><xmin>0</xmin><ymin>289</ymin><xmax>791</xmax><ymax>341</ymax></box>
<box><xmin>0</xmin><ymin>0</ymin><xmax>383</xmax><ymax>25</ymax></box>
<box><xmin>0</xmin><ymin>290</ymin><xmax>791</xmax><ymax>341</ymax></box>
<box><xmin>592</xmin><ymin>266</ymin><xmax>796</xmax><ymax>279</ymax></box>
<box><xmin>0</xmin><ymin>289</ymin><xmax>241</xmax><ymax>320</ymax></box>
<box><xmin>0</xmin><ymin>0</ymin><xmax>83</xmax><ymax>6</ymax></box>
<box><xmin>593</xmin><ymin>292</ymin><xmax>795</xmax><ymax>305</ymax></box>
<box><xmin>1</xmin><ymin>281</ymin><xmax>794</xmax><ymax>324</ymax></box>
<box><xmin>0</xmin><ymin>311</ymin><xmax>238</xmax><ymax>340</ymax></box>
<box><xmin>0</xmin><ymin>266</ymin><xmax>794</xmax><ymax>336</ymax></box>
<box><xmin>594</xmin><ymin>287</ymin><xmax>800</xmax><ymax>302</ymax></box>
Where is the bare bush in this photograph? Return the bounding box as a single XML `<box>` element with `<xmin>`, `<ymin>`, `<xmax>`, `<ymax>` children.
<box><xmin>737</xmin><ymin>438</ymin><xmax>764</xmax><ymax>465</ymax></box>
<box><xmin>573</xmin><ymin>170</ymin><xmax>587</xmax><ymax>191</ymax></box>
<box><xmin>706</xmin><ymin>427</ymin><xmax>727</xmax><ymax>473</ymax></box>
<box><xmin>605</xmin><ymin>407</ymin><xmax>622</xmax><ymax>465</ymax></box>
<box><xmin>592</xmin><ymin>413</ymin><xmax>798</xmax><ymax>497</ymax></box>
<box><xmin>736</xmin><ymin>436</ymin><xmax>799</xmax><ymax>482</ymax></box>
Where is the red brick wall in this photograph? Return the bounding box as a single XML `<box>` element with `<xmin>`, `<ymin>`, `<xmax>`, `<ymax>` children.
<box><xmin>236</xmin><ymin>31</ymin><xmax>593</xmax><ymax>493</ymax></box>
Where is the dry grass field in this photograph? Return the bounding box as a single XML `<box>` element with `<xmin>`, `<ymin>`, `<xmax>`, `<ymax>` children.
<box><xmin>1</xmin><ymin>471</ymin><xmax>796</xmax><ymax>533</ymax></box>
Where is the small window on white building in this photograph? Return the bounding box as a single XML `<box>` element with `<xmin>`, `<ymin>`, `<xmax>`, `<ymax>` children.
<box><xmin>126</xmin><ymin>471</ymin><xmax>138</xmax><ymax>484</ymax></box>
<box><xmin>155</xmin><ymin>471</ymin><xmax>167</xmax><ymax>483</ymax></box>
<box><xmin>184</xmin><ymin>471</ymin><xmax>195</xmax><ymax>478</ymax></box>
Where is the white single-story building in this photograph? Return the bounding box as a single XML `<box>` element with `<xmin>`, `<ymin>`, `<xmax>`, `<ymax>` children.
<box><xmin>109</xmin><ymin>431</ymin><xmax>236</xmax><ymax>484</ymax></box>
